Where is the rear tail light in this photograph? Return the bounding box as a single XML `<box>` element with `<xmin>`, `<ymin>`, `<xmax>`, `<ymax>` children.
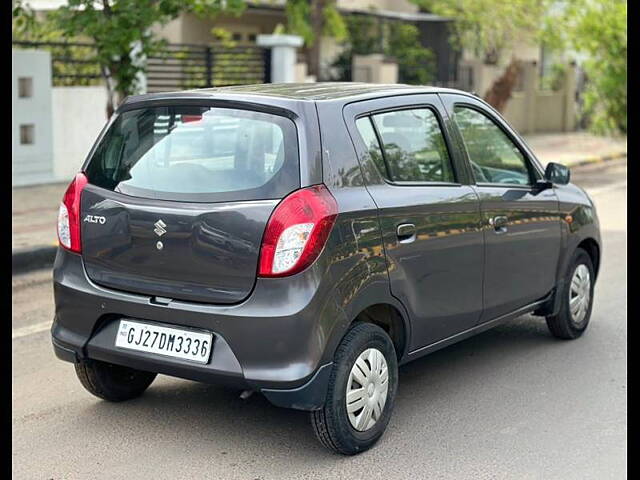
<box><xmin>57</xmin><ymin>172</ymin><xmax>88</xmax><ymax>253</ymax></box>
<box><xmin>181</xmin><ymin>114</ymin><xmax>202</xmax><ymax>123</ymax></box>
<box><xmin>258</xmin><ymin>184</ymin><xmax>338</xmax><ymax>277</ymax></box>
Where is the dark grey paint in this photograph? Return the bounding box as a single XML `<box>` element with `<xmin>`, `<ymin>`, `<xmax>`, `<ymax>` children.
<box><xmin>81</xmin><ymin>185</ymin><xmax>279</xmax><ymax>304</ymax></box>
<box><xmin>52</xmin><ymin>83</ymin><xmax>601</xmax><ymax>411</ymax></box>
<box><xmin>340</xmin><ymin>95</ymin><xmax>484</xmax><ymax>350</ymax></box>
<box><xmin>471</xmin><ymin>185</ymin><xmax>562</xmax><ymax>320</ymax></box>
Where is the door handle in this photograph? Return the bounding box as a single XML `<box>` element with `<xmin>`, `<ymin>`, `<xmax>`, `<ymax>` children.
<box><xmin>489</xmin><ymin>215</ymin><xmax>508</xmax><ymax>233</ymax></box>
<box><xmin>396</xmin><ymin>223</ymin><xmax>416</xmax><ymax>243</ymax></box>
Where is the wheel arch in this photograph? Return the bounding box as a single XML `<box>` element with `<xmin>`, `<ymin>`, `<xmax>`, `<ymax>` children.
<box><xmin>577</xmin><ymin>237</ymin><xmax>601</xmax><ymax>279</ymax></box>
<box><xmin>324</xmin><ymin>298</ymin><xmax>411</xmax><ymax>364</ymax></box>
<box><xmin>539</xmin><ymin>235</ymin><xmax>601</xmax><ymax>318</ymax></box>
<box><xmin>351</xmin><ymin>303</ymin><xmax>408</xmax><ymax>361</ymax></box>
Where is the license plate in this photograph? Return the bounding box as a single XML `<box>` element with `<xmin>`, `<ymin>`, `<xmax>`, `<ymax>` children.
<box><xmin>115</xmin><ymin>320</ymin><xmax>213</xmax><ymax>364</ymax></box>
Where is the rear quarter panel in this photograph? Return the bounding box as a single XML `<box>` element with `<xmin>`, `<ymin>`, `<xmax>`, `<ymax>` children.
<box><xmin>313</xmin><ymin>99</ymin><xmax>413</xmax><ymax>360</ymax></box>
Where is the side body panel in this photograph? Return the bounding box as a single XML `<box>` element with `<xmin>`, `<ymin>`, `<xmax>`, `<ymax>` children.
<box><xmin>341</xmin><ymin>94</ymin><xmax>484</xmax><ymax>351</ymax></box>
<box><xmin>440</xmin><ymin>93</ymin><xmax>563</xmax><ymax>321</ymax></box>
<box><xmin>472</xmin><ymin>186</ymin><xmax>562</xmax><ymax>320</ymax></box>
<box><xmin>314</xmin><ymin>100</ymin><xmax>412</xmax><ymax>360</ymax></box>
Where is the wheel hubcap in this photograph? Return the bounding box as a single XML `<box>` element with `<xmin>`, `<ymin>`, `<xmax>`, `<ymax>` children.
<box><xmin>569</xmin><ymin>264</ymin><xmax>591</xmax><ymax>325</ymax></box>
<box><xmin>346</xmin><ymin>348</ymin><xmax>389</xmax><ymax>432</ymax></box>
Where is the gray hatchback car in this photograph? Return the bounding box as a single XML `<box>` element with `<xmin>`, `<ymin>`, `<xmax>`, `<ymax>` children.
<box><xmin>52</xmin><ymin>83</ymin><xmax>601</xmax><ymax>455</ymax></box>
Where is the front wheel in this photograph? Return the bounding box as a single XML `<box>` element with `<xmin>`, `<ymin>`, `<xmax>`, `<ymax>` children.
<box><xmin>311</xmin><ymin>323</ymin><xmax>398</xmax><ymax>455</ymax></box>
<box><xmin>546</xmin><ymin>248</ymin><xmax>595</xmax><ymax>339</ymax></box>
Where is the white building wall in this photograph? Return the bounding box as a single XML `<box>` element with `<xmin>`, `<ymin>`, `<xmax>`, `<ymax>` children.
<box><xmin>12</xmin><ymin>49</ymin><xmax>54</xmax><ymax>187</ymax></box>
<box><xmin>51</xmin><ymin>86</ymin><xmax>109</xmax><ymax>181</ymax></box>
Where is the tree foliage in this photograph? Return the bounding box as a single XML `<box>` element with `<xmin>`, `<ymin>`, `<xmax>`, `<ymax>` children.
<box><xmin>414</xmin><ymin>0</ymin><xmax>626</xmax><ymax>134</ymax></box>
<box><xmin>411</xmin><ymin>0</ymin><xmax>549</xmax><ymax>64</ymax></box>
<box><xmin>387</xmin><ymin>22</ymin><xmax>435</xmax><ymax>85</ymax></box>
<box><xmin>331</xmin><ymin>15</ymin><xmax>435</xmax><ymax>85</ymax></box>
<box><xmin>282</xmin><ymin>0</ymin><xmax>347</xmax><ymax>79</ymax></box>
<box><xmin>13</xmin><ymin>2</ymin><xmax>103</xmax><ymax>86</ymax></box>
<box><xmin>544</xmin><ymin>0</ymin><xmax>626</xmax><ymax>135</ymax></box>
<box><xmin>411</xmin><ymin>0</ymin><xmax>549</xmax><ymax>111</ymax></box>
<box><xmin>283</xmin><ymin>0</ymin><xmax>347</xmax><ymax>46</ymax></box>
<box><xmin>15</xmin><ymin>0</ymin><xmax>246</xmax><ymax>116</ymax></box>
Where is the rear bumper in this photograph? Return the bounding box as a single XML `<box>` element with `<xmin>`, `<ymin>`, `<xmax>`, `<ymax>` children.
<box><xmin>51</xmin><ymin>248</ymin><xmax>346</xmax><ymax>410</ymax></box>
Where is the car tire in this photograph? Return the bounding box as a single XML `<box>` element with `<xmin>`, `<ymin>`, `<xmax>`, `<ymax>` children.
<box><xmin>546</xmin><ymin>248</ymin><xmax>595</xmax><ymax>340</ymax></box>
<box><xmin>310</xmin><ymin>323</ymin><xmax>398</xmax><ymax>455</ymax></box>
<box><xmin>74</xmin><ymin>359</ymin><xmax>157</xmax><ymax>402</ymax></box>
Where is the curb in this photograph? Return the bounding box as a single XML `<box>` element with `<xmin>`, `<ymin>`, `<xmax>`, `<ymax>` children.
<box><xmin>565</xmin><ymin>151</ymin><xmax>627</xmax><ymax>169</ymax></box>
<box><xmin>12</xmin><ymin>245</ymin><xmax>58</xmax><ymax>275</ymax></box>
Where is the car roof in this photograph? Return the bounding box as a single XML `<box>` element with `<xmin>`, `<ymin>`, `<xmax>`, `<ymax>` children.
<box><xmin>190</xmin><ymin>82</ymin><xmax>447</xmax><ymax>100</ymax></box>
<box><xmin>120</xmin><ymin>82</ymin><xmax>470</xmax><ymax>111</ymax></box>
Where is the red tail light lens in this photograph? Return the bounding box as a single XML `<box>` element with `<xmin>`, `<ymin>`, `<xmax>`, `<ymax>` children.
<box><xmin>57</xmin><ymin>172</ymin><xmax>88</xmax><ymax>253</ymax></box>
<box><xmin>258</xmin><ymin>184</ymin><xmax>338</xmax><ymax>277</ymax></box>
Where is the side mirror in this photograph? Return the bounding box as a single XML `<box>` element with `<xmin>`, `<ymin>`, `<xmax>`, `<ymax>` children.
<box><xmin>544</xmin><ymin>162</ymin><xmax>570</xmax><ymax>185</ymax></box>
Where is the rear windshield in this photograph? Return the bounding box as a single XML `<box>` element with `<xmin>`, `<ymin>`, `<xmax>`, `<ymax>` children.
<box><xmin>85</xmin><ymin>105</ymin><xmax>300</xmax><ymax>202</ymax></box>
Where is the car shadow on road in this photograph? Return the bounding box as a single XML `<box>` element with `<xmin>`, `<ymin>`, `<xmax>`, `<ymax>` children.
<box><xmin>76</xmin><ymin>314</ymin><xmax>571</xmax><ymax>459</ymax></box>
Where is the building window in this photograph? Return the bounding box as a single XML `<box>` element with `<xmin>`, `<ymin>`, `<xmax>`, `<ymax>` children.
<box><xmin>232</xmin><ymin>32</ymin><xmax>242</xmax><ymax>42</ymax></box>
<box><xmin>20</xmin><ymin>124</ymin><xmax>35</xmax><ymax>145</ymax></box>
<box><xmin>248</xmin><ymin>33</ymin><xmax>257</xmax><ymax>43</ymax></box>
<box><xmin>18</xmin><ymin>77</ymin><xmax>33</xmax><ymax>98</ymax></box>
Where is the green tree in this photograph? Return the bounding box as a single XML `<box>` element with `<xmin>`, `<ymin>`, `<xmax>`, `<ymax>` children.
<box><xmin>411</xmin><ymin>0</ymin><xmax>551</xmax><ymax>111</ymax></box>
<box><xmin>331</xmin><ymin>15</ymin><xmax>435</xmax><ymax>85</ymax></box>
<box><xmin>544</xmin><ymin>0</ymin><xmax>626</xmax><ymax>135</ymax></box>
<box><xmin>13</xmin><ymin>2</ymin><xmax>103</xmax><ymax>86</ymax></box>
<box><xmin>387</xmin><ymin>22</ymin><xmax>435</xmax><ymax>85</ymax></box>
<box><xmin>15</xmin><ymin>0</ymin><xmax>246</xmax><ymax>117</ymax></box>
<box><xmin>282</xmin><ymin>0</ymin><xmax>347</xmax><ymax>80</ymax></box>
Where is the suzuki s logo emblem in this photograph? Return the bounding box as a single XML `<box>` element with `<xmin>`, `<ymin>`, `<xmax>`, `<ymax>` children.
<box><xmin>154</xmin><ymin>219</ymin><xmax>167</xmax><ymax>237</ymax></box>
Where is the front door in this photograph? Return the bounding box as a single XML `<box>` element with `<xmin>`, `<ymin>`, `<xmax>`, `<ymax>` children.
<box><xmin>442</xmin><ymin>94</ymin><xmax>562</xmax><ymax>322</ymax></box>
<box><xmin>345</xmin><ymin>95</ymin><xmax>484</xmax><ymax>351</ymax></box>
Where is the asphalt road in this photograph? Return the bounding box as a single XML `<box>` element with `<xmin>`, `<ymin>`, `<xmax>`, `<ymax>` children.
<box><xmin>12</xmin><ymin>159</ymin><xmax>627</xmax><ymax>479</ymax></box>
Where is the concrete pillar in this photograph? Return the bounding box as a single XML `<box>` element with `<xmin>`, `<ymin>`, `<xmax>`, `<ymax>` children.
<box><xmin>256</xmin><ymin>34</ymin><xmax>303</xmax><ymax>83</ymax></box>
<box><xmin>130</xmin><ymin>39</ymin><xmax>147</xmax><ymax>94</ymax></box>
<box><xmin>294</xmin><ymin>62</ymin><xmax>311</xmax><ymax>83</ymax></box>
<box><xmin>352</xmin><ymin>54</ymin><xmax>398</xmax><ymax>84</ymax></box>
<box><xmin>12</xmin><ymin>49</ymin><xmax>54</xmax><ymax>186</ymax></box>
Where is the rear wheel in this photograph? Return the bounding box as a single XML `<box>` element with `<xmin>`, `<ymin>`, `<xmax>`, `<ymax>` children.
<box><xmin>75</xmin><ymin>359</ymin><xmax>157</xmax><ymax>402</ymax></box>
<box><xmin>310</xmin><ymin>323</ymin><xmax>398</xmax><ymax>455</ymax></box>
<box><xmin>546</xmin><ymin>248</ymin><xmax>595</xmax><ymax>339</ymax></box>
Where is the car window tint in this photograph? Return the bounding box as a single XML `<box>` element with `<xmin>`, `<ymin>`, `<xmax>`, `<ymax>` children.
<box><xmin>355</xmin><ymin>117</ymin><xmax>389</xmax><ymax>179</ymax></box>
<box><xmin>85</xmin><ymin>106</ymin><xmax>299</xmax><ymax>202</ymax></box>
<box><xmin>369</xmin><ymin>108</ymin><xmax>455</xmax><ymax>183</ymax></box>
<box><xmin>453</xmin><ymin>106</ymin><xmax>531</xmax><ymax>185</ymax></box>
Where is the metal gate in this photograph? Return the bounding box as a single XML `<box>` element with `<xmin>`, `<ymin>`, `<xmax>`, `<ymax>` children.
<box><xmin>12</xmin><ymin>41</ymin><xmax>271</xmax><ymax>92</ymax></box>
<box><xmin>146</xmin><ymin>43</ymin><xmax>271</xmax><ymax>93</ymax></box>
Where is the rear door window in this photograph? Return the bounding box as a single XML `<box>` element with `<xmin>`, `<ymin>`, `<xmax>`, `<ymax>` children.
<box><xmin>356</xmin><ymin>108</ymin><xmax>455</xmax><ymax>183</ymax></box>
<box><xmin>85</xmin><ymin>106</ymin><xmax>300</xmax><ymax>202</ymax></box>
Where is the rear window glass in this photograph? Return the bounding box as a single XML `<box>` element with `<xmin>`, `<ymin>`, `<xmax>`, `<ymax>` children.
<box><xmin>85</xmin><ymin>106</ymin><xmax>300</xmax><ymax>202</ymax></box>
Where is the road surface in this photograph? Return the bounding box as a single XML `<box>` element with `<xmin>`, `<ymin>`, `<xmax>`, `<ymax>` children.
<box><xmin>12</xmin><ymin>158</ymin><xmax>627</xmax><ymax>479</ymax></box>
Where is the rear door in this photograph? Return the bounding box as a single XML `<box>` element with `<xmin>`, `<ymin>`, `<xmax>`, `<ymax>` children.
<box><xmin>441</xmin><ymin>93</ymin><xmax>562</xmax><ymax>321</ymax></box>
<box><xmin>345</xmin><ymin>94</ymin><xmax>484</xmax><ymax>351</ymax></box>
<box><xmin>80</xmin><ymin>104</ymin><xmax>300</xmax><ymax>304</ymax></box>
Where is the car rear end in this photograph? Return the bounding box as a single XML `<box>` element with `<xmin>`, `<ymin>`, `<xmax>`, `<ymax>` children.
<box><xmin>51</xmin><ymin>93</ymin><xmax>346</xmax><ymax>408</ymax></box>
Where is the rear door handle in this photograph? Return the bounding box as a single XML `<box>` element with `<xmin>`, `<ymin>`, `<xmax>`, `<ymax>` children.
<box><xmin>396</xmin><ymin>223</ymin><xmax>416</xmax><ymax>243</ymax></box>
<box><xmin>489</xmin><ymin>215</ymin><xmax>508</xmax><ymax>233</ymax></box>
